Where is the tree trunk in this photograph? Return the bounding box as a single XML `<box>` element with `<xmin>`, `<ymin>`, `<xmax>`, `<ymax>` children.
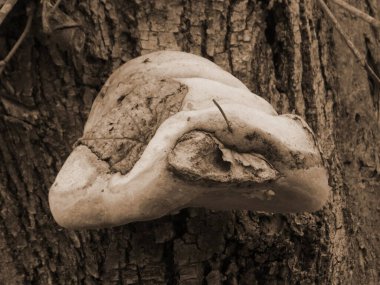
<box><xmin>0</xmin><ymin>0</ymin><xmax>379</xmax><ymax>284</ymax></box>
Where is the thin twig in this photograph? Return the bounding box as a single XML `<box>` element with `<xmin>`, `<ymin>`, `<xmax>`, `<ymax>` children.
<box><xmin>0</xmin><ymin>1</ymin><xmax>35</xmax><ymax>76</ymax></box>
<box><xmin>212</xmin><ymin>99</ymin><xmax>233</xmax><ymax>133</ymax></box>
<box><xmin>48</xmin><ymin>0</ymin><xmax>63</xmax><ymax>15</ymax></box>
<box><xmin>317</xmin><ymin>0</ymin><xmax>380</xmax><ymax>86</ymax></box>
<box><xmin>0</xmin><ymin>0</ymin><xmax>18</xmax><ymax>27</ymax></box>
<box><xmin>52</xmin><ymin>0</ymin><xmax>63</xmax><ymax>11</ymax></box>
<box><xmin>330</xmin><ymin>0</ymin><xmax>380</xmax><ymax>28</ymax></box>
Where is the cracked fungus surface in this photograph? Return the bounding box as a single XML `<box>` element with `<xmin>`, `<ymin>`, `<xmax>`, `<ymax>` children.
<box><xmin>79</xmin><ymin>73</ymin><xmax>188</xmax><ymax>174</ymax></box>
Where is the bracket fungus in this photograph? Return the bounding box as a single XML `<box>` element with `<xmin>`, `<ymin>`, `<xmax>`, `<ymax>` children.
<box><xmin>49</xmin><ymin>51</ymin><xmax>330</xmax><ymax>229</ymax></box>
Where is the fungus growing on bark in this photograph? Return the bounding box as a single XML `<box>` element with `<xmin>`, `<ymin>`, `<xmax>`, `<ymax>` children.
<box><xmin>49</xmin><ymin>51</ymin><xmax>330</xmax><ymax>229</ymax></box>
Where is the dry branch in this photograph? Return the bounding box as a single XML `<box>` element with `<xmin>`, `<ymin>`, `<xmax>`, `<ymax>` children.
<box><xmin>317</xmin><ymin>0</ymin><xmax>380</xmax><ymax>86</ymax></box>
<box><xmin>330</xmin><ymin>0</ymin><xmax>380</xmax><ymax>28</ymax></box>
<box><xmin>0</xmin><ymin>0</ymin><xmax>18</xmax><ymax>26</ymax></box>
<box><xmin>51</xmin><ymin>0</ymin><xmax>63</xmax><ymax>13</ymax></box>
<box><xmin>0</xmin><ymin>2</ymin><xmax>35</xmax><ymax>76</ymax></box>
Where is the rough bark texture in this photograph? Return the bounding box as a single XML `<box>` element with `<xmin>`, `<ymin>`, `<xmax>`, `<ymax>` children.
<box><xmin>0</xmin><ymin>0</ymin><xmax>379</xmax><ymax>284</ymax></box>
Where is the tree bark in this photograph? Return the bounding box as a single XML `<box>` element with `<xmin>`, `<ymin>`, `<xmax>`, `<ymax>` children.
<box><xmin>0</xmin><ymin>0</ymin><xmax>379</xmax><ymax>284</ymax></box>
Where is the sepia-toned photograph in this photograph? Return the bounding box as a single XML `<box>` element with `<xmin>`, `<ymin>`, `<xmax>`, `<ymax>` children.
<box><xmin>0</xmin><ymin>0</ymin><xmax>379</xmax><ymax>284</ymax></box>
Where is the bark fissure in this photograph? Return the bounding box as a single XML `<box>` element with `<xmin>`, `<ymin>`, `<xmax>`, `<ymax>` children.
<box><xmin>225</xmin><ymin>0</ymin><xmax>237</xmax><ymax>74</ymax></box>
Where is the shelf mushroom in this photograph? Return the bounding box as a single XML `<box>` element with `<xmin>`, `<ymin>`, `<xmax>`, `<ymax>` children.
<box><xmin>49</xmin><ymin>51</ymin><xmax>330</xmax><ymax>229</ymax></box>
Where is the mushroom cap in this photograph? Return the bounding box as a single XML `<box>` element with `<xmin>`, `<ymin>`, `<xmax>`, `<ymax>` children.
<box><xmin>49</xmin><ymin>51</ymin><xmax>330</xmax><ymax>229</ymax></box>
